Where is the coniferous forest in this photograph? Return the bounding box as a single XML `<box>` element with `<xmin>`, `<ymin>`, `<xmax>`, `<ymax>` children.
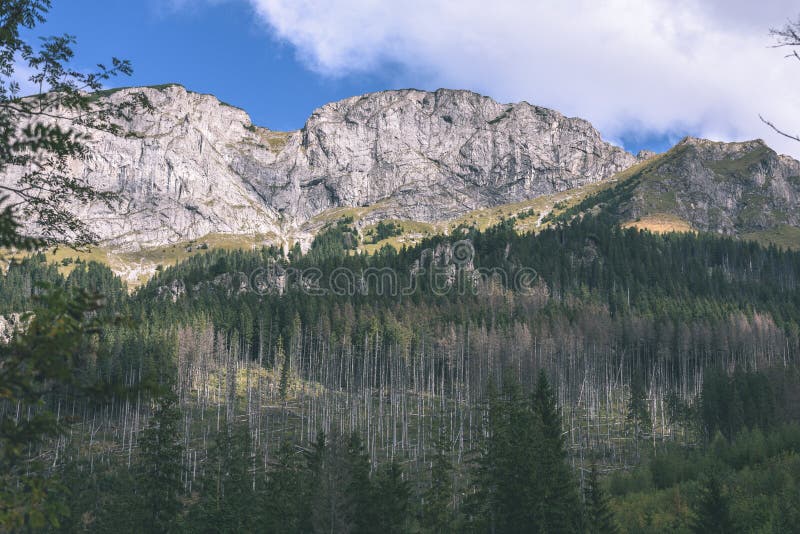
<box><xmin>4</xmin><ymin>213</ymin><xmax>800</xmax><ymax>532</ymax></box>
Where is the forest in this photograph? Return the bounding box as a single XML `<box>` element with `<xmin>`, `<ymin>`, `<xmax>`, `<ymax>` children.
<box><xmin>4</xmin><ymin>212</ymin><xmax>800</xmax><ymax>532</ymax></box>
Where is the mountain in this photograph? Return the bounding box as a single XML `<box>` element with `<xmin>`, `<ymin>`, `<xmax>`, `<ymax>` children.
<box><xmin>6</xmin><ymin>83</ymin><xmax>800</xmax><ymax>270</ymax></box>
<box><xmin>1</xmin><ymin>84</ymin><xmax>636</xmax><ymax>252</ymax></box>
<box><xmin>552</xmin><ymin>136</ymin><xmax>800</xmax><ymax>247</ymax></box>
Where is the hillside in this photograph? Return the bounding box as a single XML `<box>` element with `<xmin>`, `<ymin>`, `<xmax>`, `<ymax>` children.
<box><xmin>549</xmin><ymin>137</ymin><xmax>800</xmax><ymax>247</ymax></box>
<box><xmin>6</xmin><ymin>212</ymin><xmax>800</xmax><ymax>531</ymax></box>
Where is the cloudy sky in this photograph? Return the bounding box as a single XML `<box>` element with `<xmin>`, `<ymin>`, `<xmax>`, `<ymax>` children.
<box><xmin>35</xmin><ymin>0</ymin><xmax>800</xmax><ymax>157</ymax></box>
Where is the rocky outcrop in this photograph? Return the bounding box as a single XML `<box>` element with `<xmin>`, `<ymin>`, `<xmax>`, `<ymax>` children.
<box><xmin>256</xmin><ymin>89</ymin><xmax>637</xmax><ymax>225</ymax></box>
<box><xmin>601</xmin><ymin>137</ymin><xmax>800</xmax><ymax>236</ymax></box>
<box><xmin>0</xmin><ymin>313</ymin><xmax>25</xmax><ymax>343</ymax></box>
<box><xmin>1</xmin><ymin>85</ymin><xmax>637</xmax><ymax>250</ymax></box>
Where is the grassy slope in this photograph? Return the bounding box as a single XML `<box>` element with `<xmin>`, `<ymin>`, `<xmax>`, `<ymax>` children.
<box><xmin>2</xmin><ymin>233</ymin><xmax>278</xmax><ymax>287</ymax></box>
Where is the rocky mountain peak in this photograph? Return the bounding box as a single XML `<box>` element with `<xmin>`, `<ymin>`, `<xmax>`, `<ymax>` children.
<box><xmin>591</xmin><ymin>135</ymin><xmax>800</xmax><ymax>238</ymax></box>
<box><xmin>3</xmin><ymin>85</ymin><xmax>638</xmax><ymax>251</ymax></box>
<box><xmin>279</xmin><ymin>87</ymin><xmax>637</xmax><ymax>222</ymax></box>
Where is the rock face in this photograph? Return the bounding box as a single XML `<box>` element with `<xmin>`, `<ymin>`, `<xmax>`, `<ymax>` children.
<box><xmin>0</xmin><ymin>313</ymin><xmax>24</xmax><ymax>344</ymax></box>
<box><xmin>1</xmin><ymin>85</ymin><xmax>637</xmax><ymax>250</ymax></box>
<box><xmin>255</xmin><ymin>89</ymin><xmax>637</xmax><ymax>223</ymax></box>
<box><xmin>4</xmin><ymin>85</ymin><xmax>286</xmax><ymax>251</ymax></box>
<box><xmin>606</xmin><ymin>137</ymin><xmax>800</xmax><ymax>235</ymax></box>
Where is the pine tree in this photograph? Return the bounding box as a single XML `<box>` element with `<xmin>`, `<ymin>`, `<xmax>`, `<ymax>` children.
<box><xmin>691</xmin><ymin>475</ymin><xmax>737</xmax><ymax>534</ymax></box>
<box><xmin>470</xmin><ymin>373</ymin><xmax>537</xmax><ymax>532</ymax></box>
<box><xmin>262</xmin><ymin>441</ymin><xmax>312</xmax><ymax>533</ymax></box>
<box><xmin>277</xmin><ymin>336</ymin><xmax>290</xmax><ymax>400</ymax></box>
<box><xmin>346</xmin><ymin>432</ymin><xmax>374</xmax><ymax>534</ymax></box>
<box><xmin>422</xmin><ymin>427</ymin><xmax>456</xmax><ymax>533</ymax></box>
<box><xmin>372</xmin><ymin>460</ymin><xmax>411</xmax><ymax>534</ymax></box>
<box><xmin>626</xmin><ymin>377</ymin><xmax>652</xmax><ymax>439</ymax></box>
<box><xmin>309</xmin><ymin>432</ymin><xmax>373</xmax><ymax>533</ymax></box>
<box><xmin>585</xmin><ymin>463</ymin><xmax>617</xmax><ymax>534</ymax></box>
<box><xmin>136</xmin><ymin>392</ymin><xmax>185</xmax><ymax>533</ymax></box>
<box><xmin>189</xmin><ymin>424</ymin><xmax>255</xmax><ymax>533</ymax></box>
<box><xmin>532</xmin><ymin>369</ymin><xmax>584</xmax><ymax>533</ymax></box>
<box><xmin>309</xmin><ymin>433</ymin><xmax>349</xmax><ymax>533</ymax></box>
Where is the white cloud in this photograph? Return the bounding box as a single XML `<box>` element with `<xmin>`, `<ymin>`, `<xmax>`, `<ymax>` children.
<box><xmin>248</xmin><ymin>0</ymin><xmax>800</xmax><ymax>158</ymax></box>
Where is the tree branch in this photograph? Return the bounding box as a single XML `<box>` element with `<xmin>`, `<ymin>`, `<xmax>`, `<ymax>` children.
<box><xmin>760</xmin><ymin>114</ymin><xmax>800</xmax><ymax>143</ymax></box>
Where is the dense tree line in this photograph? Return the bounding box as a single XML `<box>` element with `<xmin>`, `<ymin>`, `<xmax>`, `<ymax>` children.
<box><xmin>4</xmin><ymin>215</ymin><xmax>800</xmax><ymax>531</ymax></box>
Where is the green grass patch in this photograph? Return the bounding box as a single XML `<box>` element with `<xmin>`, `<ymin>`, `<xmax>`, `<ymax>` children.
<box><xmin>708</xmin><ymin>145</ymin><xmax>771</xmax><ymax>181</ymax></box>
<box><xmin>742</xmin><ymin>225</ymin><xmax>800</xmax><ymax>250</ymax></box>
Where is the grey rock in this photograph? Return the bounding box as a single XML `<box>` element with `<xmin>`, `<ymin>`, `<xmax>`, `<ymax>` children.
<box><xmin>262</xmin><ymin>89</ymin><xmax>637</xmax><ymax>225</ymax></box>
<box><xmin>636</xmin><ymin>149</ymin><xmax>658</xmax><ymax>161</ymax></box>
<box><xmin>0</xmin><ymin>313</ymin><xmax>24</xmax><ymax>344</ymax></box>
<box><xmin>156</xmin><ymin>279</ymin><xmax>186</xmax><ymax>302</ymax></box>
<box><xmin>1</xmin><ymin>85</ymin><xmax>637</xmax><ymax>250</ymax></box>
<box><xmin>620</xmin><ymin>137</ymin><xmax>800</xmax><ymax>235</ymax></box>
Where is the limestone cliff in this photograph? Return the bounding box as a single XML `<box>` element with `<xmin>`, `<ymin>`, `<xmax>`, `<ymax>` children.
<box><xmin>1</xmin><ymin>84</ymin><xmax>637</xmax><ymax>250</ymax></box>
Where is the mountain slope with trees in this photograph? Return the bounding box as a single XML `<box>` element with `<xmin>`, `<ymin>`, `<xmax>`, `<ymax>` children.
<box><xmin>550</xmin><ymin>136</ymin><xmax>800</xmax><ymax>248</ymax></box>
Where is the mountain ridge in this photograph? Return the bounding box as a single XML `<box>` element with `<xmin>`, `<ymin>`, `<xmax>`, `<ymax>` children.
<box><xmin>4</xmin><ymin>83</ymin><xmax>800</xmax><ymax>284</ymax></box>
<box><xmin>550</xmin><ymin>135</ymin><xmax>800</xmax><ymax>245</ymax></box>
<box><xmin>1</xmin><ymin>84</ymin><xmax>637</xmax><ymax>251</ymax></box>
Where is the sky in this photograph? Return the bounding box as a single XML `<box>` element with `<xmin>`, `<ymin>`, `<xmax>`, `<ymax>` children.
<box><xmin>26</xmin><ymin>0</ymin><xmax>800</xmax><ymax>158</ymax></box>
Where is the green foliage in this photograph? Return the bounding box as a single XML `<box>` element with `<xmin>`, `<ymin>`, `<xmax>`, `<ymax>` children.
<box><xmin>700</xmin><ymin>368</ymin><xmax>779</xmax><ymax>440</ymax></box>
<box><xmin>366</xmin><ymin>220</ymin><xmax>403</xmax><ymax>244</ymax></box>
<box><xmin>306</xmin><ymin>432</ymin><xmax>375</xmax><ymax>533</ymax></box>
<box><xmin>345</xmin><ymin>432</ymin><xmax>374</xmax><ymax>533</ymax></box>
<box><xmin>304</xmin><ymin>218</ymin><xmax>358</xmax><ymax>264</ymax></box>
<box><xmin>0</xmin><ymin>0</ymin><xmax>145</xmax><ymax>247</ymax></box>
<box><xmin>0</xmin><ymin>2</ymin><xmax>149</xmax><ymax>528</ymax></box>
<box><xmin>277</xmin><ymin>336</ymin><xmax>289</xmax><ymax>400</ymax></box>
<box><xmin>372</xmin><ymin>460</ymin><xmax>411</xmax><ymax>534</ymax></box>
<box><xmin>262</xmin><ymin>441</ymin><xmax>313</xmax><ymax>533</ymax></box>
<box><xmin>690</xmin><ymin>474</ymin><xmax>737</xmax><ymax>534</ymax></box>
<box><xmin>627</xmin><ymin>378</ymin><xmax>652</xmax><ymax>439</ymax></box>
<box><xmin>188</xmin><ymin>425</ymin><xmax>256</xmax><ymax>533</ymax></box>
<box><xmin>609</xmin><ymin>422</ymin><xmax>800</xmax><ymax>532</ymax></box>
<box><xmin>470</xmin><ymin>370</ymin><xmax>583</xmax><ymax>532</ymax></box>
<box><xmin>136</xmin><ymin>393</ymin><xmax>185</xmax><ymax>532</ymax></box>
<box><xmin>532</xmin><ymin>369</ymin><xmax>584</xmax><ymax>532</ymax></box>
<box><xmin>3</xmin><ymin>3</ymin><xmax>800</xmax><ymax>532</ymax></box>
<box><xmin>421</xmin><ymin>427</ymin><xmax>456</xmax><ymax>533</ymax></box>
<box><xmin>0</xmin><ymin>286</ymin><xmax>109</xmax><ymax>530</ymax></box>
<box><xmin>585</xmin><ymin>464</ymin><xmax>617</xmax><ymax>534</ymax></box>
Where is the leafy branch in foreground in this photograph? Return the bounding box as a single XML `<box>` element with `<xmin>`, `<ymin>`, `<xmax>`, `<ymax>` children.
<box><xmin>0</xmin><ymin>0</ymin><xmax>149</xmax><ymax>248</ymax></box>
<box><xmin>0</xmin><ymin>286</ymin><xmax>109</xmax><ymax>530</ymax></box>
<box><xmin>0</xmin><ymin>1</ymin><xmax>150</xmax><ymax>530</ymax></box>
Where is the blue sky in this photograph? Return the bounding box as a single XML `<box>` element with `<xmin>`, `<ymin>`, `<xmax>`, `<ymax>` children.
<box><xmin>28</xmin><ymin>0</ymin><xmax>800</xmax><ymax>158</ymax></box>
<box><xmin>31</xmin><ymin>0</ymin><xmax>391</xmax><ymax>132</ymax></box>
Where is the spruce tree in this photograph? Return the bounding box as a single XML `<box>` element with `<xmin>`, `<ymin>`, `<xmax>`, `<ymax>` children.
<box><xmin>136</xmin><ymin>392</ymin><xmax>185</xmax><ymax>533</ymax></box>
<box><xmin>263</xmin><ymin>441</ymin><xmax>312</xmax><ymax>533</ymax></box>
<box><xmin>585</xmin><ymin>463</ymin><xmax>617</xmax><ymax>534</ymax></box>
<box><xmin>422</xmin><ymin>427</ymin><xmax>456</xmax><ymax>533</ymax></box>
<box><xmin>532</xmin><ymin>369</ymin><xmax>583</xmax><ymax>533</ymax></box>
<box><xmin>372</xmin><ymin>460</ymin><xmax>411</xmax><ymax>534</ymax></box>
<box><xmin>345</xmin><ymin>432</ymin><xmax>374</xmax><ymax>534</ymax></box>
<box><xmin>309</xmin><ymin>433</ymin><xmax>350</xmax><ymax>533</ymax></box>
<box><xmin>626</xmin><ymin>378</ymin><xmax>652</xmax><ymax>439</ymax></box>
<box><xmin>471</xmin><ymin>373</ymin><xmax>537</xmax><ymax>532</ymax></box>
<box><xmin>277</xmin><ymin>336</ymin><xmax>290</xmax><ymax>400</ymax></box>
<box><xmin>691</xmin><ymin>475</ymin><xmax>737</xmax><ymax>534</ymax></box>
<box><xmin>190</xmin><ymin>424</ymin><xmax>255</xmax><ymax>533</ymax></box>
